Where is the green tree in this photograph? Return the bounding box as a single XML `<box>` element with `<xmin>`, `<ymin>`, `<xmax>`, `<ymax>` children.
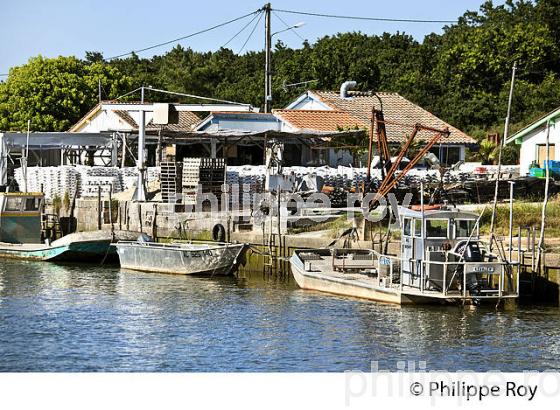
<box><xmin>0</xmin><ymin>55</ymin><xmax>131</xmax><ymax>131</ymax></box>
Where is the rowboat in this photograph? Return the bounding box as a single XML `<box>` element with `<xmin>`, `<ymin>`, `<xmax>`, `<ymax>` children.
<box><xmin>115</xmin><ymin>239</ymin><xmax>247</xmax><ymax>276</ymax></box>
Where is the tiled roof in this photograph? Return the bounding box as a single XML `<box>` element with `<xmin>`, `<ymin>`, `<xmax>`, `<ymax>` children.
<box><xmin>301</xmin><ymin>90</ymin><xmax>476</xmax><ymax>144</ymax></box>
<box><xmin>273</xmin><ymin>109</ymin><xmax>364</xmax><ymax>132</ymax></box>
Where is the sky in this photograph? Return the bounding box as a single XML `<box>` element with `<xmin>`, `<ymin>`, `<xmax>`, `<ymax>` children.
<box><xmin>0</xmin><ymin>0</ymin><xmax>507</xmax><ymax>75</ymax></box>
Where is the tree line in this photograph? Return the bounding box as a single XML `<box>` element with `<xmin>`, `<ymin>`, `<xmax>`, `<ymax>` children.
<box><xmin>1</xmin><ymin>0</ymin><xmax>559</xmax><ymax>162</ymax></box>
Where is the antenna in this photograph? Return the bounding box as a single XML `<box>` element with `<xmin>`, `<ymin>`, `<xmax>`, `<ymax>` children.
<box><xmin>282</xmin><ymin>79</ymin><xmax>318</xmax><ymax>92</ymax></box>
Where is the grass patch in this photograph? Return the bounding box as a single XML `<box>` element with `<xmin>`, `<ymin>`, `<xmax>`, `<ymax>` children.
<box><xmin>479</xmin><ymin>199</ymin><xmax>560</xmax><ymax>237</ymax></box>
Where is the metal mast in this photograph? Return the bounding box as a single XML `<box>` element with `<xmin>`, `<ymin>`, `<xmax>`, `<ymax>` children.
<box><xmin>490</xmin><ymin>62</ymin><xmax>516</xmax><ymax>238</ymax></box>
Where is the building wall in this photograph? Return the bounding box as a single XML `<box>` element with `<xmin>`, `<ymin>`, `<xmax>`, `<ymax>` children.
<box><xmin>517</xmin><ymin>123</ymin><xmax>559</xmax><ymax>176</ymax></box>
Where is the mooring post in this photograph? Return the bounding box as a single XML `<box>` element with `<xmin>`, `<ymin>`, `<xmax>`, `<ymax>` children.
<box><xmin>97</xmin><ymin>185</ymin><xmax>102</xmax><ymax>230</ymax></box>
<box><xmin>125</xmin><ymin>201</ymin><xmax>129</xmax><ymax>231</ymax></box>
<box><xmin>152</xmin><ymin>203</ymin><xmax>158</xmax><ymax>241</ymax></box>
<box><xmin>137</xmin><ymin>203</ymin><xmax>143</xmax><ymax>234</ymax></box>
<box><xmin>108</xmin><ymin>183</ymin><xmax>114</xmax><ymax>240</ymax></box>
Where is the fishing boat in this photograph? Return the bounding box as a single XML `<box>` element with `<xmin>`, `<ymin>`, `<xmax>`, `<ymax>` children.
<box><xmin>0</xmin><ymin>192</ymin><xmax>128</xmax><ymax>262</ymax></box>
<box><xmin>115</xmin><ymin>238</ymin><xmax>247</xmax><ymax>276</ymax></box>
<box><xmin>290</xmin><ymin>205</ymin><xmax>520</xmax><ymax>305</ymax></box>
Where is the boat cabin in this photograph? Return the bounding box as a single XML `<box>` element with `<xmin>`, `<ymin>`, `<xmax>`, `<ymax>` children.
<box><xmin>0</xmin><ymin>192</ymin><xmax>44</xmax><ymax>244</ymax></box>
<box><xmin>399</xmin><ymin>206</ymin><xmax>481</xmax><ymax>289</ymax></box>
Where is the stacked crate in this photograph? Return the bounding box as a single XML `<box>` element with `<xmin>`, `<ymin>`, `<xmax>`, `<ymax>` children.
<box><xmin>199</xmin><ymin>158</ymin><xmax>225</xmax><ymax>200</ymax></box>
<box><xmin>160</xmin><ymin>161</ymin><xmax>180</xmax><ymax>203</ymax></box>
<box><xmin>181</xmin><ymin>158</ymin><xmax>226</xmax><ymax>207</ymax></box>
<box><xmin>182</xmin><ymin>158</ymin><xmax>201</xmax><ymax>205</ymax></box>
<box><xmin>78</xmin><ymin>166</ymin><xmax>122</xmax><ymax>197</ymax></box>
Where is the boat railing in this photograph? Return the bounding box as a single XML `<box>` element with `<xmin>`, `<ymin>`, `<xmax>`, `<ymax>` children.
<box><xmin>371</xmin><ymin>250</ymin><xmax>519</xmax><ymax>299</ymax></box>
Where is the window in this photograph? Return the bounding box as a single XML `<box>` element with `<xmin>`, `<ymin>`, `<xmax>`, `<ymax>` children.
<box><xmin>430</xmin><ymin>146</ymin><xmax>462</xmax><ymax>166</ymax></box>
<box><xmin>5</xmin><ymin>197</ymin><xmax>23</xmax><ymax>211</ymax></box>
<box><xmin>403</xmin><ymin>218</ymin><xmax>411</xmax><ymax>236</ymax></box>
<box><xmin>414</xmin><ymin>219</ymin><xmax>423</xmax><ymax>237</ymax></box>
<box><xmin>24</xmin><ymin>197</ymin><xmax>40</xmax><ymax>211</ymax></box>
<box><xmin>426</xmin><ymin>219</ymin><xmax>448</xmax><ymax>238</ymax></box>
<box><xmin>456</xmin><ymin>219</ymin><xmax>476</xmax><ymax>238</ymax></box>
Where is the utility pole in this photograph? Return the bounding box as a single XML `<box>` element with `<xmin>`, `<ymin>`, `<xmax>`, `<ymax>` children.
<box><xmin>490</xmin><ymin>61</ymin><xmax>516</xmax><ymax>240</ymax></box>
<box><xmin>98</xmin><ymin>78</ymin><xmax>102</xmax><ymax>103</ymax></box>
<box><xmin>136</xmin><ymin>86</ymin><xmax>147</xmax><ymax>201</ymax></box>
<box><xmin>264</xmin><ymin>3</ymin><xmax>272</xmax><ymax>113</ymax></box>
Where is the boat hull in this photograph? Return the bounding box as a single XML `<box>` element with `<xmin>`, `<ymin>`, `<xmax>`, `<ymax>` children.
<box><xmin>290</xmin><ymin>251</ymin><xmax>516</xmax><ymax>305</ymax></box>
<box><xmin>290</xmin><ymin>255</ymin><xmax>409</xmax><ymax>304</ymax></box>
<box><xmin>115</xmin><ymin>242</ymin><xmax>247</xmax><ymax>276</ymax></box>
<box><xmin>0</xmin><ymin>239</ymin><xmax>112</xmax><ymax>262</ymax></box>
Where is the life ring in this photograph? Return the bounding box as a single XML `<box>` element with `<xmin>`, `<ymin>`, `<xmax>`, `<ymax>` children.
<box><xmin>212</xmin><ymin>223</ymin><xmax>226</xmax><ymax>242</ymax></box>
<box><xmin>410</xmin><ymin>204</ymin><xmax>442</xmax><ymax>211</ymax></box>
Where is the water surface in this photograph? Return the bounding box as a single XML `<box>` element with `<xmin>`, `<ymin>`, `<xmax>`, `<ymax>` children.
<box><xmin>0</xmin><ymin>260</ymin><xmax>559</xmax><ymax>372</ymax></box>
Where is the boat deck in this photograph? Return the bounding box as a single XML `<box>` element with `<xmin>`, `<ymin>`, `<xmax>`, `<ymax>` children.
<box><xmin>300</xmin><ymin>253</ymin><xmax>516</xmax><ymax>301</ymax></box>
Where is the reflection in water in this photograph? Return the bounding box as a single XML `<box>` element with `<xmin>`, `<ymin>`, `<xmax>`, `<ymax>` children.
<box><xmin>0</xmin><ymin>259</ymin><xmax>559</xmax><ymax>372</ymax></box>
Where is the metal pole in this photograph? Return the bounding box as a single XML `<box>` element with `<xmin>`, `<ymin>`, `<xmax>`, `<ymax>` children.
<box><xmin>136</xmin><ymin>87</ymin><xmax>146</xmax><ymax>201</ymax></box>
<box><xmin>508</xmin><ymin>181</ymin><xmax>515</xmax><ymax>261</ymax></box>
<box><xmin>490</xmin><ymin>62</ymin><xmax>516</xmax><ymax>240</ymax></box>
<box><xmin>366</xmin><ymin>107</ymin><xmax>375</xmax><ymax>191</ymax></box>
<box><xmin>536</xmin><ymin>120</ymin><xmax>552</xmax><ymax>272</ymax></box>
<box><xmin>420</xmin><ymin>182</ymin><xmax>425</xmax><ymax>289</ymax></box>
<box><xmin>22</xmin><ymin>120</ymin><xmax>31</xmax><ymax>192</ymax></box>
<box><xmin>264</xmin><ymin>3</ymin><xmax>271</xmax><ymax>113</ymax></box>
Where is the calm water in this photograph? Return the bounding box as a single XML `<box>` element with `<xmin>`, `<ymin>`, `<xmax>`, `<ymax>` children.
<box><xmin>0</xmin><ymin>259</ymin><xmax>559</xmax><ymax>372</ymax></box>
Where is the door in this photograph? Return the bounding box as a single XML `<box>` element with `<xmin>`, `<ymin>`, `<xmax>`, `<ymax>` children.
<box><xmin>537</xmin><ymin>144</ymin><xmax>555</xmax><ymax>167</ymax></box>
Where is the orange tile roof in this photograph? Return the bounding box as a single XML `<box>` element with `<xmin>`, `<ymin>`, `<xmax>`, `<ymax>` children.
<box><xmin>273</xmin><ymin>109</ymin><xmax>365</xmax><ymax>132</ymax></box>
<box><xmin>293</xmin><ymin>91</ymin><xmax>476</xmax><ymax>144</ymax></box>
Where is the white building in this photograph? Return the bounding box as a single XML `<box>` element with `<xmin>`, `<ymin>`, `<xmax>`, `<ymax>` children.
<box><xmin>505</xmin><ymin>107</ymin><xmax>560</xmax><ymax>175</ymax></box>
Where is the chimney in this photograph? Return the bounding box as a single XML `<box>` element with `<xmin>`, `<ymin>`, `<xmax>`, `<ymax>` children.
<box><xmin>340</xmin><ymin>81</ymin><xmax>357</xmax><ymax>99</ymax></box>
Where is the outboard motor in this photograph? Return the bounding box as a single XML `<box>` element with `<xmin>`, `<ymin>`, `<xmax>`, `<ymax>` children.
<box><xmin>453</xmin><ymin>241</ymin><xmax>484</xmax><ymax>304</ymax></box>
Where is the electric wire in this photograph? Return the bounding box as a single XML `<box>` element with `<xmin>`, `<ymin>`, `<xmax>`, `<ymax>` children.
<box><xmin>239</xmin><ymin>10</ymin><xmax>264</xmax><ymax>54</ymax></box>
<box><xmin>107</xmin><ymin>9</ymin><xmax>261</xmax><ymax>60</ymax></box>
<box><xmin>273</xmin><ymin>11</ymin><xmax>305</xmax><ymax>42</ymax></box>
<box><xmin>273</xmin><ymin>8</ymin><xmax>458</xmax><ymax>24</ymax></box>
<box><xmin>221</xmin><ymin>10</ymin><xmax>263</xmax><ymax>49</ymax></box>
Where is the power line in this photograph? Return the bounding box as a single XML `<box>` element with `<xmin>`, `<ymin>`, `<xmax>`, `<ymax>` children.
<box><xmin>239</xmin><ymin>10</ymin><xmax>264</xmax><ymax>54</ymax></box>
<box><xmin>273</xmin><ymin>11</ymin><xmax>305</xmax><ymax>42</ymax></box>
<box><xmin>107</xmin><ymin>9</ymin><xmax>261</xmax><ymax>60</ymax></box>
<box><xmin>147</xmin><ymin>87</ymin><xmax>252</xmax><ymax>106</ymax></box>
<box><xmin>273</xmin><ymin>8</ymin><xmax>458</xmax><ymax>24</ymax></box>
<box><xmin>221</xmin><ymin>10</ymin><xmax>263</xmax><ymax>49</ymax></box>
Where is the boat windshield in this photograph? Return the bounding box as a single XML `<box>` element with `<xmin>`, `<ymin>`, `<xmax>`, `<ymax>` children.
<box><xmin>426</xmin><ymin>219</ymin><xmax>448</xmax><ymax>238</ymax></box>
<box><xmin>4</xmin><ymin>197</ymin><xmax>23</xmax><ymax>211</ymax></box>
<box><xmin>456</xmin><ymin>219</ymin><xmax>477</xmax><ymax>238</ymax></box>
<box><xmin>24</xmin><ymin>197</ymin><xmax>40</xmax><ymax>211</ymax></box>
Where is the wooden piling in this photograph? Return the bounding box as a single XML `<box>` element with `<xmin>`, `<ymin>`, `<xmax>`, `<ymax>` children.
<box><xmin>152</xmin><ymin>203</ymin><xmax>158</xmax><ymax>240</ymax></box>
<box><xmin>137</xmin><ymin>203</ymin><xmax>143</xmax><ymax>233</ymax></box>
<box><xmin>97</xmin><ymin>185</ymin><xmax>102</xmax><ymax>230</ymax></box>
<box><xmin>108</xmin><ymin>184</ymin><xmax>114</xmax><ymax>239</ymax></box>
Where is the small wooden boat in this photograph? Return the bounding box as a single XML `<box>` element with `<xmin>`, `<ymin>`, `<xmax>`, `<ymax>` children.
<box><xmin>115</xmin><ymin>239</ymin><xmax>247</xmax><ymax>276</ymax></box>
<box><xmin>290</xmin><ymin>206</ymin><xmax>520</xmax><ymax>305</ymax></box>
